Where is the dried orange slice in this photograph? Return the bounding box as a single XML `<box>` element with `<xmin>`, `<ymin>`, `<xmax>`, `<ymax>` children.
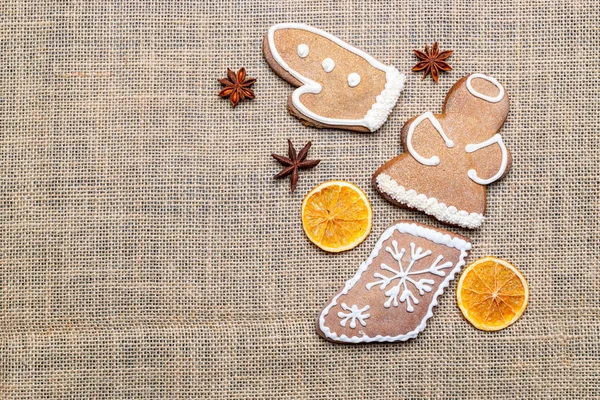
<box><xmin>302</xmin><ymin>181</ymin><xmax>372</xmax><ymax>253</ymax></box>
<box><xmin>457</xmin><ymin>257</ymin><xmax>529</xmax><ymax>331</ymax></box>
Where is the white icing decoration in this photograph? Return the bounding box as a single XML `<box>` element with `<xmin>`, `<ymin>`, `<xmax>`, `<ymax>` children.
<box><xmin>321</xmin><ymin>58</ymin><xmax>335</xmax><ymax>72</ymax></box>
<box><xmin>337</xmin><ymin>304</ymin><xmax>370</xmax><ymax>328</ymax></box>
<box><xmin>366</xmin><ymin>242</ymin><xmax>453</xmax><ymax>312</ymax></box>
<box><xmin>319</xmin><ymin>222</ymin><xmax>472</xmax><ymax>343</ymax></box>
<box><xmin>297</xmin><ymin>43</ymin><xmax>309</xmax><ymax>58</ymax></box>
<box><xmin>375</xmin><ymin>174</ymin><xmax>484</xmax><ymax>229</ymax></box>
<box><xmin>465</xmin><ymin>133</ymin><xmax>509</xmax><ymax>185</ymax></box>
<box><xmin>267</xmin><ymin>23</ymin><xmax>405</xmax><ymax>132</ymax></box>
<box><xmin>466</xmin><ymin>73</ymin><xmax>504</xmax><ymax>103</ymax></box>
<box><xmin>406</xmin><ymin>112</ymin><xmax>454</xmax><ymax>166</ymax></box>
<box><xmin>347</xmin><ymin>72</ymin><xmax>361</xmax><ymax>87</ymax></box>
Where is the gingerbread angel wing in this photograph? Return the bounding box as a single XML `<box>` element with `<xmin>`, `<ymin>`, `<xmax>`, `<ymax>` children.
<box><xmin>372</xmin><ymin>74</ymin><xmax>511</xmax><ymax>229</ymax></box>
<box><xmin>263</xmin><ymin>23</ymin><xmax>405</xmax><ymax>132</ymax></box>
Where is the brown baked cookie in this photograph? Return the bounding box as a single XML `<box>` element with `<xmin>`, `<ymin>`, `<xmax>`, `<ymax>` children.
<box><xmin>263</xmin><ymin>23</ymin><xmax>405</xmax><ymax>132</ymax></box>
<box><xmin>372</xmin><ymin>74</ymin><xmax>512</xmax><ymax>229</ymax></box>
<box><xmin>317</xmin><ymin>221</ymin><xmax>471</xmax><ymax>343</ymax></box>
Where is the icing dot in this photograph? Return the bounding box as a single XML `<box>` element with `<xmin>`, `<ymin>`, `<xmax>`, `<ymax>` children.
<box><xmin>348</xmin><ymin>72</ymin><xmax>361</xmax><ymax>87</ymax></box>
<box><xmin>297</xmin><ymin>44</ymin><xmax>309</xmax><ymax>58</ymax></box>
<box><xmin>322</xmin><ymin>58</ymin><xmax>335</xmax><ymax>72</ymax></box>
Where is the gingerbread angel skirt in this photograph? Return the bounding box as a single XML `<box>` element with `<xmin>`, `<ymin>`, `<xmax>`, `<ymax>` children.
<box><xmin>372</xmin><ymin>74</ymin><xmax>512</xmax><ymax>229</ymax></box>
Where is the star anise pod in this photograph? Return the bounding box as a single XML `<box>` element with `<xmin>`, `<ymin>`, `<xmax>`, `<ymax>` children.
<box><xmin>218</xmin><ymin>68</ymin><xmax>256</xmax><ymax>107</ymax></box>
<box><xmin>412</xmin><ymin>42</ymin><xmax>453</xmax><ymax>83</ymax></box>
<box><xmin>272</xmin><ymin>140</ymin><xmax>320</xmax><ymax>192</ymax></box>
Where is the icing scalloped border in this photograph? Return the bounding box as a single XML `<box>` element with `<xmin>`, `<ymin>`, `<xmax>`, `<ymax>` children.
<box><xmin>319</xmin><ymin>222</ymin><xmax>471</xmax><ymax>343</ymax></box>
<box><xmin>376</xmin><ymin>174</ymin><xmax>485</xmax><ymax>229</ymax></box>
<box><xmin>267</xmin><ymin>23</ymin><xmax>405</xmax><ymax>132</ymax></box>
<box><xmin>363</xmin><ymin>67</ymin><xmax>405</xmax><ymax>131</ymax></box>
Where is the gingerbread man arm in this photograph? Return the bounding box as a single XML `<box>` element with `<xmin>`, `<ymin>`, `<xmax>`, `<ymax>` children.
<box><xmin>465</xmin><ymin>134</ymin><xmax>510</xmax><ymax>185</ymax></box>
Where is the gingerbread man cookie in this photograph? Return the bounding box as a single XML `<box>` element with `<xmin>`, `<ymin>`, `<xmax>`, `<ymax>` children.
<box><xmin>372</xmin><ymin>74</ymin><xmax>512</xmax><ymax>229</ymax></box>
<box><xmin>317</xmin><ymin>221</ymin><xmax>471</xmax><ymax>343</ymax></box>
<box><xmin>263</xmin><ymin>23</ymin><xmax>405</xmax><ymax>132</ymax></box>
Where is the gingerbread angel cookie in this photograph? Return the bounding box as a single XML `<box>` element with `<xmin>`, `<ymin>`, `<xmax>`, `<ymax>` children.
<box><xmin>263</xmin><ymin>23</ymin><xmax>405</xmax><ymax>132</ymax></box>
<box><xmin>372</xmin><ymin>74</ymin><xmax>512</xmax><ymax>229</ymax></box>
<box><xmin>317</xmin><ymin>221</ymin><xmax>471</xmax><ymax>343</ymax></box>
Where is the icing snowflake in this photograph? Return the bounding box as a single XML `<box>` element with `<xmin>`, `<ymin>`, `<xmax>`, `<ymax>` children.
<box><xmin>337</xmin><ymin>303</ymin><xmax>370</xmax><ymax>328</ymax></box>
<box><xmin>366</xmin><ymin>241</ymin><xmax>453</xmax><ymax>312</ymax></box>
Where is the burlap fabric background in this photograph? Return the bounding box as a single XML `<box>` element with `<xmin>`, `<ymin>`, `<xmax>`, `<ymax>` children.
<box><xmin>2</xmin><ymin>1</ymin><xmax>599</xmax><ymax>399</ymax></box>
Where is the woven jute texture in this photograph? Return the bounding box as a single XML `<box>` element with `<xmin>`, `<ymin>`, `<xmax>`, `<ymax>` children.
<box><xmin>2</xmin><ymin>1</ymin><xmax>599</xmax><ymax>399</ymax></box>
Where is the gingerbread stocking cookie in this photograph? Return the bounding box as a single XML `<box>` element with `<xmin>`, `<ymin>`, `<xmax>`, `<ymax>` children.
<box><xmin>317</xmin><ymin>221</ymin><xmax>471</xmax><ymax>343</ymax></box>
<box><xmin>263</xmin><ymin>23</ymin><xmax>405</xmax><ymax>132</ymax></box>
<box><xmin>372</xmin><ymin>74</ymin><xmax>512</xmax><ymax>229</ymax></box>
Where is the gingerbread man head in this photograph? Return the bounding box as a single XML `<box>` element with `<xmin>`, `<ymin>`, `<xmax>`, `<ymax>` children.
<box><xmin>373</xmin><ymin>74</ymin><xmax>512</xmax><ymax>229</ymax></box>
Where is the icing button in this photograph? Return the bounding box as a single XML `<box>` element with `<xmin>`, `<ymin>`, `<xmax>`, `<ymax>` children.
<box><xmin>348</xmin><ymin>72</ymin><xmax>361</xmax><ymax>87</ymax></box>
<box><xmin>322</xmin><ymin>58</ymin><xmax>335</xmax><ymax>72</ymax></box>
<box><xmin>297</xmin><ymin>44</ymin><xmax>309</xmax><ymax>58</ymax></box>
